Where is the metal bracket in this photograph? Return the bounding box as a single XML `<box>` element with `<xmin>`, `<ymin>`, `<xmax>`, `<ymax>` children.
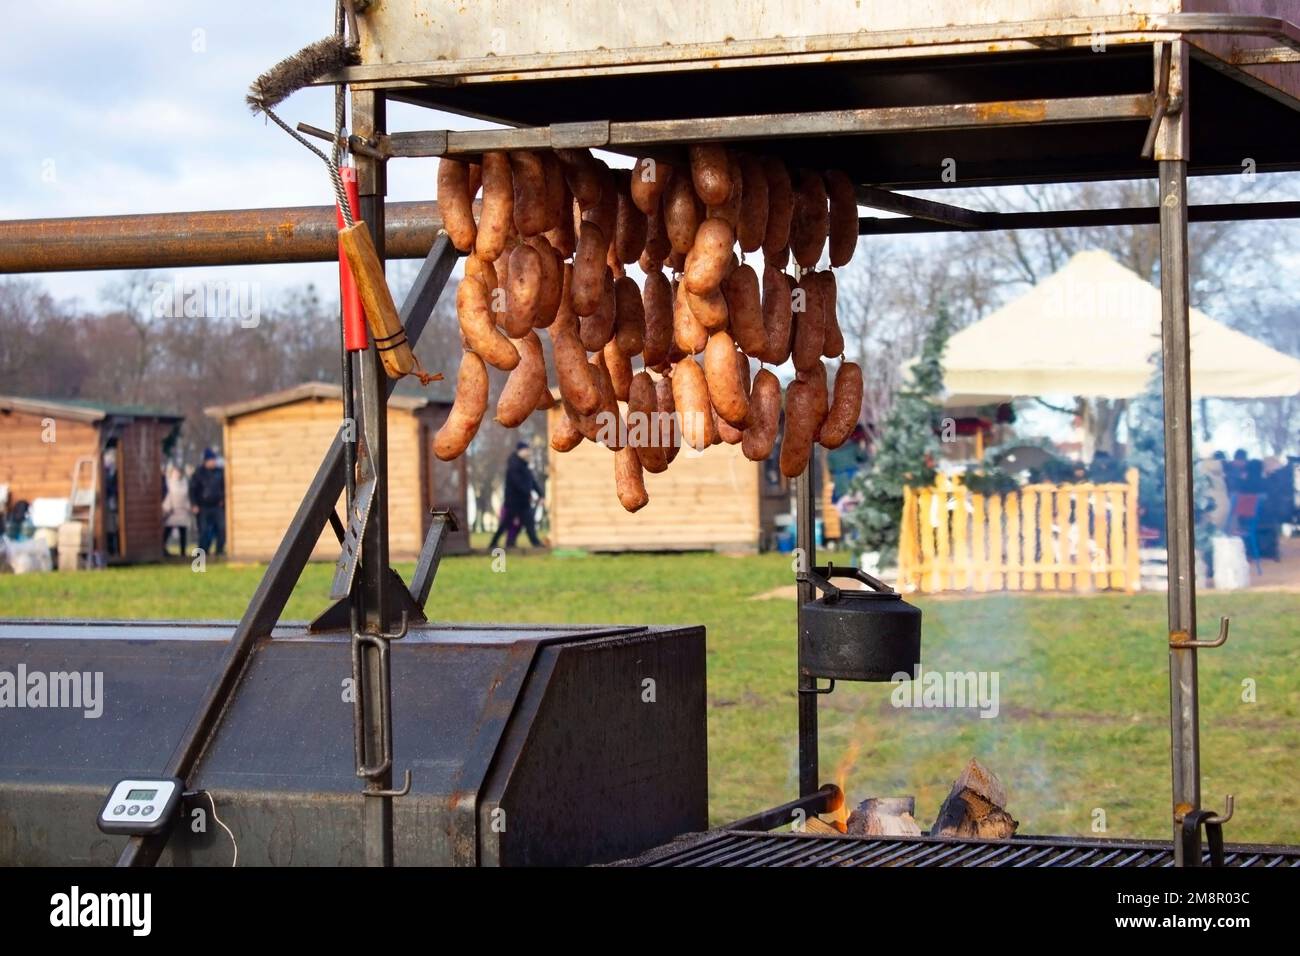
<box><xmin>1141</xmin><ymin>42</ymin><xmax>1176</xmax><ymax>159</ymax></box>
<box><xmin>798</xmin><ymin>678</ymin><xmax>836</xmax><ymax>695</ymax></box>
<box><xmin>1144</xmin><ymin>40</ymin><xmax>1189</xmax><ymax>162</ymax></box>
<box><xmin>329</xmin><ymin>477</ymin><xmax>376</xmax><ymax>600</ymax></box>
<box><xmin>351</xmin><ymin>611</ymin><xmax>411</xmax><ymax>787</ymax></box>
<box><xmin>296</xmin><ymin>122</ymin><xmax>389</xmax><ymax>159</ymax></box>
<box><xmin>1169</xmin><ymin>616</ymin><xmax>1230</xmax><ymax>649</ymax></box>
<box><xmin>310</xmin><ymin>568</ymin><xmax>427</xmax><ymax>633</ymax></box>
<box><xmin>409</xmin><ymin>508</ymin><xmax>459</xmax><ymax>609</ymax></box>
<box><xmin>797</xmin><ymin>562</ymin><xmax>896</xmax><ymax>604</ymax></box>
<box><xmin>1178</xmin><ymin>796</ymin><xmax>1233</xmax><ymax>867</ymax></box>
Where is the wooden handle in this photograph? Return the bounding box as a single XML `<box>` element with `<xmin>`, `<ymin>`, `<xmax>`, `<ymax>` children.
<box><xmin>338</xmin><ymin>221</ymin><xmax>416</xmax><ymax>378</ymax></box>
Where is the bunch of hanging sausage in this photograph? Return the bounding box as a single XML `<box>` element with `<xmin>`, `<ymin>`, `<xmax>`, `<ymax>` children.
<box><xmin>433</xmin><ymin>143</ymin><xmax>863</xmax><ymax>513</ymax></box>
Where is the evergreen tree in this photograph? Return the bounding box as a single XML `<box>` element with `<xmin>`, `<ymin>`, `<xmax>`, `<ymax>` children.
<box><xmin>844</xmin><ymin>307</ymin><xmax>951</xmax><ymax>561</ymax></box>
<box><xmin>1126</xmin><ymin>355</ymin><xmax>1167</xmax><ymax>541</ymax></box>
<box><xmin>1126</xmin><ymin>354</ymin><xmax>1215</xmax><ymax>554</ymax></box>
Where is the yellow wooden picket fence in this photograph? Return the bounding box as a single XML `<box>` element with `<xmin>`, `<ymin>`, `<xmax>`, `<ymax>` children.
<box><xmin>897</xmin><ymin>469</ymin><xmax>1140</xmax><ymax>593</ymax></box>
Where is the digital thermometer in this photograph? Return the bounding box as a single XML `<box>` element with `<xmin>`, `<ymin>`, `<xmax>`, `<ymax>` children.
<box><xmin>97</xmin><ymin>777</ymin><xmax>184</xmax><ymax>836</ymax></box>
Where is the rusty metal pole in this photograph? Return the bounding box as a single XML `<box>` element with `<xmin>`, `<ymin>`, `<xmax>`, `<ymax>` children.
<box><xmin>796</xmin><ymin>453</ymin><xmax>819</xmax><ymax>797</ymax></box>
<box><xmin>0</xmin><ymin>203</ymin><xmax>444</xmax><ymax>272</ymax></box>
<box><xmin>8</xmin><ymin>200</ymin><xmax>1300</xmax><ymax>273</ymax></box>
<box><xmin>1153</xmin><ymin>41</ymin><xmax>1202</xmax><ymax>866</ymax></box>
<box><xmin>353</xmin><ymin>88</ymin><xmax>397</xmax><ymax>868</ymax></box>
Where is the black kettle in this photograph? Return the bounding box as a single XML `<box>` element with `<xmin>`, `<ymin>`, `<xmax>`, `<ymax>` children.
<box><xmin>799</xmin><ymin>565</ymin><xmax>921</xmax><ymax>682</ymax></box>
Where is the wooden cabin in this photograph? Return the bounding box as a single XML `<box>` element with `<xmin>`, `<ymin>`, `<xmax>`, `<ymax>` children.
<box><xmin>207</xmin><ymin>382</ymin><xmax>469</xmax><ymax>562</ymax></box>
<box><xmin>545</xmin><ymin>407</ymin><xmax>843</xmax><ymax>553</ymax></box>
<box><xmin>547</xmin><ymin>427</ymin><xmax>760</xmax><ymax>552</ymax></box>
<box><xmin>0</xmin><ymin>395</ymin><xmax>181</xmax><ymax>564</ymax></box>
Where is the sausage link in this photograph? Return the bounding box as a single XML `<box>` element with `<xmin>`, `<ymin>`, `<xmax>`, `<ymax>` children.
<box><xmin>434</xmin><ymin>351</ymin><xmax>489</xmax><ymax>460</ymax></box>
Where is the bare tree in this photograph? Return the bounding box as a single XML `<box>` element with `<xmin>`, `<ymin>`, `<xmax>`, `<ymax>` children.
<box><xmin>836</xmin><ymin>231</ymin><xmax>1000</xmax><ymax>429</ymax></box>
<box><xmin>0</xmin><ymin>278</ymin><xmax>91</xmax><ymax>398</ymax></box>
<box><xmin>100</xmin><ymin>271</ymin><xmax>164</xmax><ymax>406</ymax></box>
<box><xmin>836</xmin><ymin>177</ymin><xmax>1293</xmax><ymax>455</ymax></box>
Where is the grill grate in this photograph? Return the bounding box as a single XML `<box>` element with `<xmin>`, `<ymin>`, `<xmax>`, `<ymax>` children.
<box><xmin>636</xmin><ymin>831</ymin><xmax>1300</xmax><ymax>867</ymax></box>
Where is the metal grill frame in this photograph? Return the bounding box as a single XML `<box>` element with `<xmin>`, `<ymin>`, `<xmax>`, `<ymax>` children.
<box><xmin>633</xmin><ymin>830</ymin><xmax>1300</xmax><ymax>868</ymax></box>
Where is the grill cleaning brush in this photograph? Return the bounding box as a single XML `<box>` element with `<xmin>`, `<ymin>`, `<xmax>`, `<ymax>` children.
<box><xmin>246</xmin><ymin>21</ymin><xmax>437</xmax><ymax>385</ymax></box>
<box><xmin>246</xmin><ymin>35</ymin><xmax>359</xmax><ymax>117</ymax></box>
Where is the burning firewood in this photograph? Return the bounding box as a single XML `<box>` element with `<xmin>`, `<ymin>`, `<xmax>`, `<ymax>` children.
<box><xmin>846</xmin><ymin>796</ymin><xmax>922</xmax><ymax>837</ymax></box>
<box><xmin>931</xmin><ymin>759</ymin><xmax>1018</xmax><ymax>839</ymax></box>
<box><xmin>804</xmin><ymin>817</ymin><xmax>844</xmax><ymax>836</ymax></box>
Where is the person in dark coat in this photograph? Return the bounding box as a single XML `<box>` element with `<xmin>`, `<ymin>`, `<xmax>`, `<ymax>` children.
<box><xmin>490</xmin><ymin>442</ymin><xmax>544</xmax><ymax>550</ymax></box>
<box><xmin>189</xmin><ymin>447</ymin><xmax>226</xmax><ymax>557</ymax></box>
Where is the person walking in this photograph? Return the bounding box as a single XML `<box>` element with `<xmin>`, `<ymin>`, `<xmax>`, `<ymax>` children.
<box><xmin>189</xmin><ymin>448</ymin><xmax>227</xmax><ymax>557</ymax></box>
<box><xmin>489</xmin><ymin>442</ymin><xmax>544</xmax><ymax>550</ymax></box>
<box><xmin>102</xmin><ymin>447</ymin><xmax>120</xmax><ymax>557</ymax></box>
<box><xmin>161</xmin><ymin>463</ymin><xmax>192</xmax><ymax>556</ymax></box>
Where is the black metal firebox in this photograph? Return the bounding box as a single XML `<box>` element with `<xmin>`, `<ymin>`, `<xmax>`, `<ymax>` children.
<box><xmin>0</xmin><ymin>620</ymin><xmax>707</xmax><ymax>866</ymax></box>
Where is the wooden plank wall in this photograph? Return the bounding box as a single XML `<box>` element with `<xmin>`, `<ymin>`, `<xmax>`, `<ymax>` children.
<box><xmin>546</xmin><ymin>406</ymin><xmax>760</xmax><ymax>551</ymax></box>
<box><xmin>0</xmin><ymin>410</ymin><xmax>98</xmax><ymax>501</ymax></box>
<box><xmin>223</xmin><ymin>398</ymin><xmax>425</xmax><ymax>561</ymax></box>
<box><xmin>897</xmin><ymin>468</ymin><xmax>1141</xmax><ymax>593</ymax></box>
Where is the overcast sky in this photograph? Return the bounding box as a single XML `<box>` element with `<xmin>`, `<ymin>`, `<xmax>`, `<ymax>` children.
<box><xmin>5</xmin><ymin>1</ymin><xmax>1298</xmax><ymax>322</ymax></box>
<box><xmin>3</xmin><ymin>0</ymin><xmax>492</xmax><ymax>310</ymax></box>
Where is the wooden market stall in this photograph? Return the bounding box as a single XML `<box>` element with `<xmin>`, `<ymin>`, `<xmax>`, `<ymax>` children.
<box><xmin>207</xmin><ymin>382</ymin><xmax>469</xmax><ymax>561</ymax></box>
<box><xmin>545</xmin><ymin>405</ymin><xmax>841</xmax><ymax>553</ymax></box>
<box><xmin>0</xmin><ymin>395</ymin><xmax>181</xmax><ymax>565</ymax></box>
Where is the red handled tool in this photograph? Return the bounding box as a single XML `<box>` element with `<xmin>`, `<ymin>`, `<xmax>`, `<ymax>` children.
<box><xmin>337</xmin><ymin>164</ymin><xmax>367</xmax><ymax>351</ymax></box>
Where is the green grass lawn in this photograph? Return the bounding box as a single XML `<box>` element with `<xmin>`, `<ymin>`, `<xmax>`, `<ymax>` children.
<box><xmin>3</xmin><ymin>551</ymin><xmax>1297</xmax><ymax>843</ymax></box>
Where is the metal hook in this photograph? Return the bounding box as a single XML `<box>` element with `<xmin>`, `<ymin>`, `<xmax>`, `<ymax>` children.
<box><xmin>377</xmin><ymin>610</ymin><xmax>409</xmax><ymax>641</ymax></box>
<box><xmin>1169</xmin><ymin>616</ymin><xmax>1230</xmax><ymax>648</ymax></box>
<box><xmin>1205</xmin><ymin>794</ymin><xmax>1234</xmax><ymax>826</ymax></box>
<box><xmin>798</xmin><ymin>678</ymin><xmax>836</xmax><ymax>695</ymax></box>
<box><xmin>364</xmin><ymin>769</ymin><xmax>412</xmax><ymax>799</ymax></box>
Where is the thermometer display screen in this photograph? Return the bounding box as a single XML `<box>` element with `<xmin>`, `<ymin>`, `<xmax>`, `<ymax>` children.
<box><xmin>126</xmin><ymin>789</ymin><xmax>158</xmax><ymax>801</ymax></box>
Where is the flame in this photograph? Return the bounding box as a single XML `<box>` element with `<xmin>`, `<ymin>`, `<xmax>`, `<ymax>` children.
<box><xmin>828</xmin><ymin>740</ymin><xmax>860</xmax><ymax>831</ymax></box>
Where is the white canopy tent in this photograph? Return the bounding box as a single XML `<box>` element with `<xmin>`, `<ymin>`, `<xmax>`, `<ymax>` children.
<box><xmin>910</xmin><ymin>249</ymin><xmax>1300</xmax><ymax>406</ymax></box>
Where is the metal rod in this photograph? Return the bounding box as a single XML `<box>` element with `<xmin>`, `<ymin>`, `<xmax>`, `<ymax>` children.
<box><xmin>386</xmin><ymin>94</ymin><xmax>1154</xmax><ymax>158</ymax></box>
<box><xmin>410</xmin><ymin>511</ymin><xmax>457</xmax><ymax>608</ymax></box>
<box><xmin>353</xmin><ymin>88</ymin><xmax>396</xmax><ymax>868</ymax></box>
<box><xmin>9</xmin><ymin>197</ymin><xmax>1300</xmax><ymax>276</ymax></box>
<box><xmin>0</xmin><ymin>202</ymin><xmax>446</xmax><ymax>273</ymax></box>
<box><xmin>856</xmin><ymin>200</ymin><xmax>1300</xmax><ymax>235</ymax></box>
<box><xmin>855</xmin><ymin>185</ymin><xmax>991</xmax><ymax>229</ymax></box>
<box><xmin>725</xmin><ymin>784</ymin><xmax>843</xmax><ymax>832</ymax></box>
<box><xmin>795</xmin><ymin>451</ymin><xmax>819</xmax><ymax>797</ymax></box>
<box><xmin>1160</xmin><ymin>156</ymin><xmax>1201</xmax><ymax>865</ymax></box>
<box><xmin>0</xmin><ymin>189</ymin><xmax>1294</xmax><ymax>279</ymax></box>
